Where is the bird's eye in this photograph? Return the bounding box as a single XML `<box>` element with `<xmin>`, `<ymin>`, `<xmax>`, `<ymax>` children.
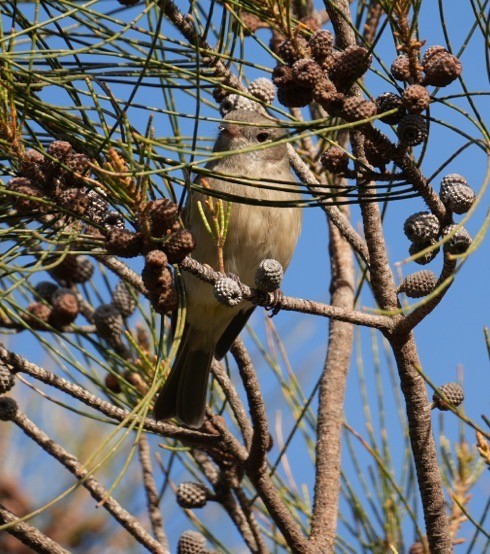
<box><xmin>256</xmin><ymin>132</ymin><xmax>270</xmax><ymax>143</ymax></box>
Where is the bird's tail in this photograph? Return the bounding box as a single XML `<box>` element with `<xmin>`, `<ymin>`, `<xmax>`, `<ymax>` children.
<box><xmin>153</xmin><ymin>326</ymin><xmax>214</xmax><ymax>428</ymax></box>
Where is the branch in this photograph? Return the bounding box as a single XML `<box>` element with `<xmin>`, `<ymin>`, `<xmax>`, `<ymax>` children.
<box><xmin>180</xmin><ymin>257</ymin><xmax>392</xmax><ymax>330</ymax></box>
<box><xmin>0</xmin><ymin>504</ymin><xmax>70</xmax><ymax>554</ymax></box>
<box><xmin>309</xmin><ymin>210</ymin><xmax>355</xmax><ymax>550</ymax></box>
<box><xmin>288</xmin><ymin>145</ymin><xmax>370</xmax><ymax>265</ymax></box>
<box><xmin>138</xmin><ymin>435</ymin><xmax>169</xmax><ymax>549</ymax></box>
<box><xmin>211</xmin><ymin>360</ymin><xmax>253</xmax><ymax>449</ymax></box>
<box><xmin>5</xmin><ymin>402</ymin><xmax>167</xmax><ymax>554</ymax></box>
<box><xmin>231</xmin><ymin>339</ymin><xmax>269</xmax><ymax>472</ymax></box>
<box><xmin>389</xmin><ymin>334</ymin><xmax>453</xmax><ymax>553</ymax></box>
<box><xmin>158</xmin><ymin>0</ymin><xmax>245</xmax><ymax>92</ymax></box>
<box><xmin>0</xmin><ymin>345</ymin><xmax>218</xmax><ymax>445</ymax></box>
<box><xmin>96</xmin><ymin>254</ymin><xmax>147</xmax><ymax>295</ymax></box>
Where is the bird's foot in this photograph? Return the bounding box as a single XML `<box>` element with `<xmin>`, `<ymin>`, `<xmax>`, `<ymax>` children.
<box><xmin>266</xmin><ymin>289</ymin><xmax>283</xmax><ymax>318</ymax></box>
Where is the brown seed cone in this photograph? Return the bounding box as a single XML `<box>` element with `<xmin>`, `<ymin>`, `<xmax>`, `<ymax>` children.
<box><xmin>176</xmin><ymin>482</ymin><xmax>210</xmax><ymax>509</ymax></box>
<box><xmin>48</xmin><ymin>254</ymin><xmax>94</xmax><ymax>284</ymax></box>
<box><xmin>442</xmin><ymin>224</ymin><xmax>472</xmax><ymax>255</ymax></box>
<box><xmin>163</xmin><ymin>229</ymin><xmax>196</xmax><ymax>263</ymax></box>
<box><xmin>432</xmin><ymin>382</ymin><xmax>464</xmax><ymax>410</ymax></box>
<box><xmin>105</xmin><ymin>373</ymin><xmax>122</xmax><ymax>394</ymax></box>
<box><xmin>329</xmin><ymin>45</ymin><xmax>372</xmax><ymax>91</ymax></box>
<box><xmin>277</xmin><ymin>84</ymin><xmax>313</xmax><ymax>108</ymax></box>
<box><xmin>312</xmin><ymin>78</ymin><xmax>344</xmax><ymax>113</ymax></box>
<box><xmin>212</xmin><ymin>86</ymin><xmax>229</xmax><ymax>104</ymax></box>
<box><xmin>24</xmin><ymin>302</ymin><xmax>52</xmax><ymax>329</ymax></box>
<box><xmin>422</xmin><ymin>50</ymin><xmax>462</xmax><ymax>87</ymax></box>
<box><xmin>152</xmin><ymin>286</ymin><xmax>174</xmax><ymax>315</ymax></box>
<box><xmin>177</xmin><ymin>530</ymin><xmax>206</xmax><ymax>554</ymax></box>
<box><xmin>34</xmin><ymin>281</ymin><xmax>59</xmax><ymax>302</ymax></box>
<box><xmin>398</xmin><ymin>270</ymin><xmax>438</xmax><ymax>298</ymax></box>
<box><xmin>320</xmin><ymin>146</ymin><xmax>350</xmax><ymax>174</ymax></box>
<box><xmin>0</xmin><ymin>362</ymin><xmax>15</xmax><ymax>394</ymax></box>
<box><xmin>47</xmin><ymin>140</ymin><xmax>73</xmax><ymax>161</ymax></box>
<box><xmin>63</xmin><ymin>152</ymin><xmax>91</xmax><ymax>187</ymax></box>
<box><xmin>409</xmin><ymin>240</ymin><xmax>440</xmax><ymax>265</ymax></box>
<box><xmin>112</xmin><ymin>281</ymin><xmax>137</xmax><ymax>318</ymax></box>
<box><xmin>0</xmin><ymin>397</ymin><xmax>18</xmax><ymax>421</ymax></box>
<box><xmin>390</xmin><ymin>54</ymin><xmax>411</xmax><ymax>81</ymax></box>
<box><xmin>422</xmin><ymin>45</ymin><xmax>447</xmax><ymax>66</ymax></box>
<box><xmin>397</xmin><ymin>114</ymin><xmax>428</xmax><ymax>146</ymax></box>
<box><xmin>7</xmin><ymin>177</ymin><xmax>45</xmax><ymax>214</ymax></box>
<box><xmin>375</xmin><ymin>92</ymin><xmax>405</xmax><ymax>124</ymax></box>
<box><xmin>18</xmin><ymin>149</ymin><xmax>46</xmax><ymax>182</ymax></box>
<box><xmin>158</xmin><ymin>285</ymin><xmax>179</xmax><ymax>313</ymax></box>
<box><xmin>364</xmin><ymin>140</ymin><xmax>393</xmax><ymax>169</ymax></box>
<box><xmin>49</xmin><ymin>289</ymin><xmax>79</xmax><ymax>328</ymax></box>
<box><xmin>146</xmin><ymin>198</ymin><xmax>179</xmax><ymax>236</ymax></box>
<box><xmin>404</xmin><ymin>211</ymin><xmax>440</xmax><ymax>243</ymax></box>
<box><xmin>309</xmin><ymin>29</ymin><xmax>334</xmax><ymax>64</ymax></box>
<box><xmin>239</xmin><ymin>11</ymin><xmax>263</xmax><ymax>35</ymax></box>
<box><xmin>401</xmin><ymin>84</ymin><xmax>431</xmax><ymax>114</ymax></box>
<box><xmin>94</xmin><ymin>303</ymin><xmax>124</xmax><ymax>340</ymax></box>
<box><xmin>142</xmin><ymin>262</ymin><xmax>173</xmax><ymax>295</ymax></box>
<box><xmin>58</xmin><ymin>187</ymin><xmax>90</xmax><ymax>216</ymax></box>
<box><xmin>439</xmin><ymin>174</ymin><xmax>475</xmax><ymax>214</ymax></box>
<box><xmin>106</xmin><ymin>229</ymin><xmax>143</xmax><ymax>258</ymax></box>
<box><xmin>144</xmin><ymin>250</ymin><xmax>168</xmax><ymax>268</ymax></box>
<box><xmin>247</xmin><ymin>78</ymin><xmax>275</xmax><ymax>104</ymax></box>
<box><xmin>292</xmin><ymin>59</ymin><xmax>323</xmax><ymax>86</ymax></box>
<box><xmin>278</xmin><ymin>37</ymin><xmax>310</xmax><ymax>65</ymax></box>
<box><xmin>272</xmin><ymin>64</ymin><xmax>294</xmax><ymax>87</ymax></box>
<box><xmin>341</xmin><ymin>96</ymin><xmax>376</xmax><ymax>123</ymax></box>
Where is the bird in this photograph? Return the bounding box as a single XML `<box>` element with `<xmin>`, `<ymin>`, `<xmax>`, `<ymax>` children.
<box><xmin>153</xmin><ymin>109</ymin><xmax>302</xmax><ymax>428</ymax></box>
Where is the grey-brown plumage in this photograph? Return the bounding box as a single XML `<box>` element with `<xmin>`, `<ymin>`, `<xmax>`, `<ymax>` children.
<box><xmin>153</xmin><ymin>110</ymin><xmax>302</xmax><ymax>428</ymax></box>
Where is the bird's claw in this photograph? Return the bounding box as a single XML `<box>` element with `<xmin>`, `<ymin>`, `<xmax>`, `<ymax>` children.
<box><xmin>266</xmin><ymin>289</ymin><xmax>283</xmax><ymax>318</ymax></box>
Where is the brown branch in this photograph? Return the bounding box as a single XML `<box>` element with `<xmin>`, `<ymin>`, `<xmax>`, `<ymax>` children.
<box><xmin>179</xmin><ymin>257</ymin><xmax>392</xmax><ymax>330</ymax></box>
<box><xmin>0</xmin><ymin>504</ymin><xmax>70</xmax><ymax>554</ymax></box>
<box><xmin>246</xmin><ymin>467</ymin><xmax>309</xmax><ymax>553</ymax></box>
<box><xmin>324</xmin><ymin>2</ymin><xmax>453</xmax><ymax>552</ymax></box>
<box><xmin>0</xmin><ymin>345</ymin><xmax>218</xmax><ymax>445</ymax></box>
<box><xmin>158</xmin><ymin>0</ymin><xmax>245</xmax><ymax>92</ymax></box>
<box><xmin>287</xmin><ymin>145</ymin><xmax>370</xmax><ymax>264</ymax></box>
<box><xmin>8</xmin><ymin>405</ymin><xmax>166</xmax><ymax>554</ymax></box>
<box><xmin>232</xmin><ymin>486</ymin><xmax>268</xmax><ymax>554</ymax></box>
<box><xmin>389</xmin><ymin>334</ymin><xmax>453</xmax><ymax>553</ymax></box>
<box><xmin>309</xmin><ymin>212</ymin><xmax>355</xmax><ymax>551</ymax></box>
<box><xmin>231</xmin><ymin>339</ymin><xmax>270</xmax><ymax>472</ymax></box>
<box><xmin>137</xmin><ymin>435</ymin><xmax>169</xmax><ymax>549</ymax></box>
<box><xmin>96</xmin><ymin>254</ymin><xmax>147</xmax><ymax>295</ymax></box>
<box><xmin>211</xmin><ymin>360</ymin><xmax>253</xmax><ymax>449</ymax></box>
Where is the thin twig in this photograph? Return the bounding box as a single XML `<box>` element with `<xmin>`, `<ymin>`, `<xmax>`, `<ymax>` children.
<box><xmin>180</xmin><ymin>256</ymin><xmax>392</xmax><ymax>330</ymax></box>
<box><xmin>231</xmin><ymin>339</ymin><xmax>269</xmax><ymax>472</ymax></box>
<box><xmin>288</xmin><ymin>145</ymin><xmax>370</xmax><ymax>264</ymax></box>
<box><xmin>0</xmin><ymin>504</ymin><xmax>70</xmax><ymax>554</ymax></box>
<box><xmin>0</xmin><ymin>345</ymin><xmax>218</xmax><ymax>445</ymax></box>
<box><xmin>9</xmin><ymin>406</ymin><xmax>167</xmax><ymax>554</ymax></box>
<box><xmin>211</xmin><ymin>360</ymin><xmax>253</xmax><ymax>449</ymax></box>
<box><xmin>137</xmin><ymin>435</ymin><xmax>169</xmax><ymax>549</ymax></box>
